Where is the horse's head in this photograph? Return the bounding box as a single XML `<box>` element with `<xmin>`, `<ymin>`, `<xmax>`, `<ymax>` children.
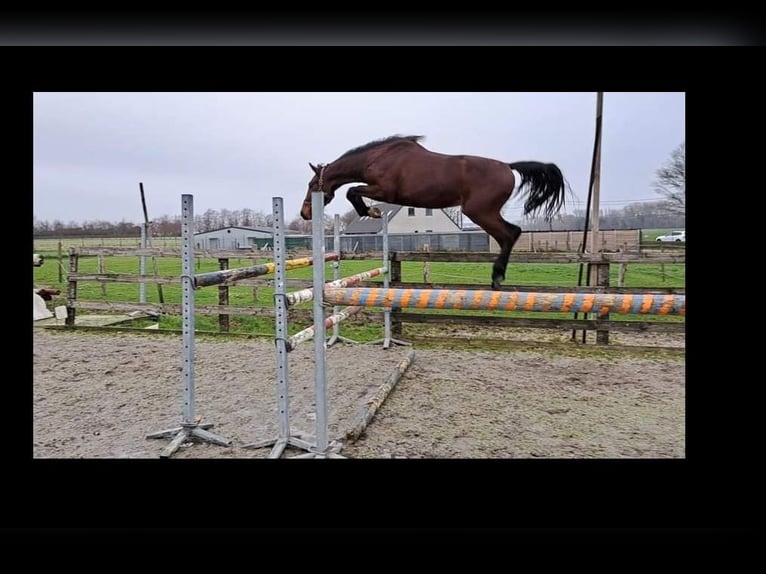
<box><xmin>301</xmin><ymin>163</ymin><xmax>334</xmax><ymax>220</ymax></box>
<box><xmin>33</xmin><ymin>253</ymin><xmax>44</xmax><ymax>267</ymax></box>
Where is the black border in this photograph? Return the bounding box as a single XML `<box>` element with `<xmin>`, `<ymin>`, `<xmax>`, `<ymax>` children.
<box><xmin>0</xmin><ymin>527</ymin><xmax>759</xmax><ymax>549</ymax></box>
<box><xmin>8</xmin><ymin>9</ymin><xmax>761</xmax><ymax>536</ymax></box>
<box><xmin>0</xmin><ymin>7</ymin><xmax>762</xmax><ymax>46</ymax></box>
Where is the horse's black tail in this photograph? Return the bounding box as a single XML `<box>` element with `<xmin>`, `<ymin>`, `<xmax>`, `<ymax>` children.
<box><xmin>508</xmin><ymin>161</ymin><xmax>566</xmax><ymax>221</ymax></box>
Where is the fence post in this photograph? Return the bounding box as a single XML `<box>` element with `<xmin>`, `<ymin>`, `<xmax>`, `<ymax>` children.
<box><xmin>139</xmin><ymin>223</ymin><xmax>147</xmax><ymax>303</ymax></box>
<box><xmin>589</xmin><ymin>260</ymin><xmax>611</xmax><ymax>345</ymax></box>
<box><xmin>618</xmin><ymin>263</ymin><xmax>627</xmax><ymax>287</ymax></box>
<box><xmin>252</xmin><ymin>256</ymin><xmax>259</xmax><ymax>303</ymax></box>
<box><xmin>98</xmin><ymin>255</ymin><xmax>107</xmax><ymax>297</ymax></box>
<box><xmin>65</xmin><ymin>247</ymin><xmax>78</xmax><ymax>327</ymax></box>
<box><xmin>218</xmin><ymin>258</ymin><xmax>229</xmax><ymax>332</ymax></box>
<box><xmin>390</xmin><ymin>258</ymin><xmax>403</xmax><ymax>338</ymax></box>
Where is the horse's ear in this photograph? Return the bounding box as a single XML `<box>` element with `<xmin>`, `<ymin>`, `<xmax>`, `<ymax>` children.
<box><xmin>309</xmin><ymin>162</ymin><xmax>319</xmax><ymax>174</ymax></box>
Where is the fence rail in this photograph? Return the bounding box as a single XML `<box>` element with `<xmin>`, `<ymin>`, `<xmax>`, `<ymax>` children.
<box><xmin>64</xmin><ymin>246</ymin><xmax>685</xmax><ymax>264</ymax></box>
<box><xmin>59</xmin><ymin>246</ymin><xmax>685</xmax><ymax>346</ymax></box>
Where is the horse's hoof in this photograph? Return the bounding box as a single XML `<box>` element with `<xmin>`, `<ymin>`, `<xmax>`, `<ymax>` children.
<box><xmin>368</xmin><ymin>207</ymin><xmax>382</xmax><ymax>218</ymax></box>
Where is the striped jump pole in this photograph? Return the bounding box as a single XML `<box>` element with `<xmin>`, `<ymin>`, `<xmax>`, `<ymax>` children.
<box><xmin>193</xmin><ymin>253</ymin><xmax>338</xmax><ymax>288</ymax></box>
<box><xmin>286</xmin><ymin>305</ymin><xmax>363</xmax><ymax>351</ymax></box>
<box><xmin>344</xmin><ymin>348</ymin><xmax>415</xmax><ymax>443</ymax></box>
<box><xmin>285</xmin><ymin>267</ymin><xmax>386</xmax><ymax>306</ymax></box>
<box><xmin>323</xmin><ymin>287</ymin><xmax>686</xmax><ymax>316</ymax></box>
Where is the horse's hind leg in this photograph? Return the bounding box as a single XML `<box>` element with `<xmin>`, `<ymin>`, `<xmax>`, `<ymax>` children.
<box><xmin>466</xmin><ymin>211</ymin><xmax>521</xmax><ymax>290</ymax></box>
<box><xmin>347</xmin><ymin>185</ymin><xmax>383</xmax><ymax>218</ymax></box>
<box><xmin>493</xmin><ymin>221</ymin><xmax>522</xmax><ymax>289</ymax></box>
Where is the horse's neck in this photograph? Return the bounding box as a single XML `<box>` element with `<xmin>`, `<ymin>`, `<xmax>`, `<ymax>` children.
<box><xmin>328</xmin><ymin>157</ymin><xmax>365</xmax><ymax>186</ymax></box>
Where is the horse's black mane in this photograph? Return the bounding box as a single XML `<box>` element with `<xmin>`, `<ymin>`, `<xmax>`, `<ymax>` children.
<box><xmin>338</xmin><ymin>134</ymin><xmax>424</xmax><ymax>160</ymax></box>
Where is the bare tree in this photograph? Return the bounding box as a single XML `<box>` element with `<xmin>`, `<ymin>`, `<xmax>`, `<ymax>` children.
<box><xmin>286</xmin><ymin>215</ymin><xmax>313</xmax><ymax>234</ymax></box>
<box><xmin>250</xmin><ymin>210</ymin><xmax>270</xmax><ymax>228</ymax></box>
<box><xmin>339</xmin><ymin>208</ymin><xmax>358</xmax><ymax>230</ymax></box>
<box><xmin>200</xmin><ymin>208</ymin><xmax>218</xmax><ymax>232</ymax></box>
<box><xmin>653</xmin><ymin>142</ymin><xmax>685</xmax><ymax>216</ymax></box>
<box><xmin>240</xmin><ymin>208</ymin><xmax>254</xmax><ymax>228</ymax></box>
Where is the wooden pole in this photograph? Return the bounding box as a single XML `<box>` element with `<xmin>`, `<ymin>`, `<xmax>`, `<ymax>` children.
<box><xmin>140</xmin><ymin>182</ymin><xmax>164</xmax><ymax>304</ymax></box>
<box><xmin>590</xmin><ymin>92</ymin><xmax>603</xmax><ymax>255</ymax></box>
<box><xmin>571</xmin><ymin>91</ymin><xmax>604</xmax><ymax>343</ymax></box>
<box><xmin>218</xmin><ymin>258</ymin><xmax>229</xmax><ymax>333</ymax></box>
<box><xmin>583</xmin><ymin>92</ymin><xmax>605</xmax><ymax>344</ymax></box>
<box><xmin>252</xmin><ymin>257</ymin><xmax>259</xmax><ymax>302</ymax></box>
<box><xmin>57</xmin><ymin>241</ymin><xmax>63</xmax><ymax>283</ymax></box>
<box><xmin>99</xmin><ymin>255</ymin><xmax>107</xmax><ymax>296</ymax></box>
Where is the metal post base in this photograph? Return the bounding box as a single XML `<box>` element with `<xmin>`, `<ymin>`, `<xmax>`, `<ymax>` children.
<box><xmin>326</xmin><ymin>334</ymin><xmax>362</xmax><ymax>347</ymax></box>
<box><xmin>146</xmin><ymin>423</ymin><xmax>232</xmax><ymax>458</ymax></box>
<box><xmin>243</xmin><ymin>433</ymin><xmax>345</xmax><ymax>458</ymax></box>
<box><xmin>368</xmin><ymin>337</ymin><xmax>412</xmax><ymax>350</ymax></box>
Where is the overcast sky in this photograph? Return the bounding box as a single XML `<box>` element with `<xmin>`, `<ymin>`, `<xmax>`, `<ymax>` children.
<box><xmin>33</xmin><ymin>92</ymin><xmax>684</xmax><ymax>226</ymax></box>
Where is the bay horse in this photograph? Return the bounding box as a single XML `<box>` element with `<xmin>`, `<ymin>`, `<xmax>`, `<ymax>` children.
<box><xmin>301</xmin><ymin>135</ymin><xmax>567</xmax><ymax>290</ymax></box>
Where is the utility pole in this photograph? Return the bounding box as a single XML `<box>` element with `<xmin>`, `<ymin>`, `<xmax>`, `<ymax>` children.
<box><xmin>590</xmin><ymin>92</ymin><xmax>603</xmax><ymax>254</ymax></box>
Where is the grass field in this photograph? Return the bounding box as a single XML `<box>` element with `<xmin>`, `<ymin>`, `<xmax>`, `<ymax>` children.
<box><xmin>33</xmin><ymin>228</ymin><xmax>684</xmax><ymax>253</ymax></box>
<box><xmin>33</xmin><ymin>244</ymin><xmax>686</xmax><ymax>340</ymax></box>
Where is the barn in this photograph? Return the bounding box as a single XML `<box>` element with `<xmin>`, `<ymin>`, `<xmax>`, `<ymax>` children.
<box><xmin>194</xmin><ymin>226</ymin><xmax>301</xmax><ymax>250</ymax></box>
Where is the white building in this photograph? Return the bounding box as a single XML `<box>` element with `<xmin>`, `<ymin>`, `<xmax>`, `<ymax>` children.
<box><xmin>343</xmin><ymin>202</ymin><xmax>464</xmax><ymax>235</ymax></box>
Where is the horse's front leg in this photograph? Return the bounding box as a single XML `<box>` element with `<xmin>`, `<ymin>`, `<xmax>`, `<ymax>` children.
<box><xmin>347</xmin><ymin>185</ymin><xmax>383</xmax><ymax>218</ymax></box>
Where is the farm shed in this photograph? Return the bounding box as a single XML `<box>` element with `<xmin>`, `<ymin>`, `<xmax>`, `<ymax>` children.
<box><xmin>194</xmin><ymin>226</ymin><xmax>300</xmax><ymax>250</ymax></box>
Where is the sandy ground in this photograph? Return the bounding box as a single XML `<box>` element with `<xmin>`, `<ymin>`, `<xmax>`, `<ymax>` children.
<box><xmin>32</xmin><ymin>327</ymin><xmax>685</xmax><ymax>459</ymax></box>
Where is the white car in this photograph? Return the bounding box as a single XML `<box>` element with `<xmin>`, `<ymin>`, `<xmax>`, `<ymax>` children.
<box><xmin>656</xmin><ymin>230</ymin><xmax>685</xmax><ymax>242</ymax></box>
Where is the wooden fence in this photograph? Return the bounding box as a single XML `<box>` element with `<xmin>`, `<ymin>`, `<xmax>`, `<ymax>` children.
<box><xmin>62</xmin><ymin>246</ymin><xmax>685</xmax><ymax>346</ymax></box>
<box><xmin>489</xmin><ymin>228</ymin><xmax>642</xmax><ymax>252</ymax></box>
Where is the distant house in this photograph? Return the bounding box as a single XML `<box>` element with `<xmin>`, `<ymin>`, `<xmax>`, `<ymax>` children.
<box><xmin>194</xmin><ymin>226</ymin><xmax>301</xmax><ymax>250</ymax></box>
<box><xmin>343</xmin><ymin>202</ymin><xmax>464</xmax><ymax>235</ymax></box>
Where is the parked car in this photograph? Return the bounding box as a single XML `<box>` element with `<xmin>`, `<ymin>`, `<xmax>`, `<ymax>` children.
<box><xmin>656</xmin><ymin>230</ymin><xmax>686</xmax><ymax>242</ymax></box>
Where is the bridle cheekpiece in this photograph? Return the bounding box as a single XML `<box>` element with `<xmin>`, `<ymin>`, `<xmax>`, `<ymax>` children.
<box><xmin>305</xmin><ymin>163</ymin><xmax>327</xmax><ymax>205</ymax></box>
<box><xmin>317</xmin><ymin>163</ymin><xmax>327</xmax><ymax>192</ymax></box>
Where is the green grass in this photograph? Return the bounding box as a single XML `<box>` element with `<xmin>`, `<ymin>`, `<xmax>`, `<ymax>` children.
<box><xmin>34</xmin><ymin>253</ymin><xmax>685</xmax><ymax>339</ymax></box>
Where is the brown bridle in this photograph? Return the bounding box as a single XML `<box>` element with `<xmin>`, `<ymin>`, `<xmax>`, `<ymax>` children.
<box><xmin>304</xmin><ymin>163</ymin><xmax>327</xmax><ymax>206</ymax></box>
